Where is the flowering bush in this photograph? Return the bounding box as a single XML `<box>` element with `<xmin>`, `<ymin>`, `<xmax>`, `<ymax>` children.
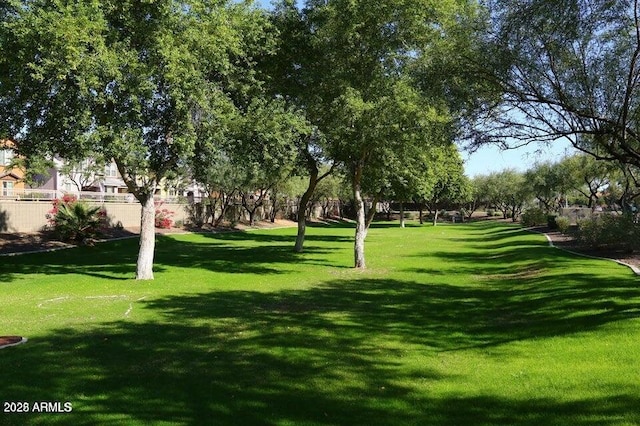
<box><xmin>155</xmin><ymin>201</ymin><xmax>174</xmax><ymax>229</ymax></box>
<box><xmin>46</xmin><ymin>195</ymin><xmax>108</xmax><ymax>243</ymax></box>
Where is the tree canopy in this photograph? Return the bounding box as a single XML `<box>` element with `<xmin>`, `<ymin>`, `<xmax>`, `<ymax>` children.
<box><xmin>0</xmin><ymin>0</ymin><xmax>275</xmax><ymax>279</ymax></box>
<box><xmin>267</xmin><ymin>0</ymin><xmax>487</xmax><ymax>267</ymax></box>
<box><xmin>480</xmin><ymin>0</ymin><xmax>640</xmax><ymax>170</ymax></box>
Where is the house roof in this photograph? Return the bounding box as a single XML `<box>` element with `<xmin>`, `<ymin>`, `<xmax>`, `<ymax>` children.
<box><xmin>0</xmin><ymin>171</ymin><xmax>20</xmax><ymax>181</ymax></box>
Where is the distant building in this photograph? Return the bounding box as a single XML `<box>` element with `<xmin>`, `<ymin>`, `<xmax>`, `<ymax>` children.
<box><xmin>34</xmin><ymin>158</ymin><xmax>129</xmax><ymax>195</ymax></box>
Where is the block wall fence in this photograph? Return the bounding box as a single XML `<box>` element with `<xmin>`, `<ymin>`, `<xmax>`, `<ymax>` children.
<box><xmin>0</xmin><ymin>201</ymin><xmax>189</xmax><ymax>233</ymax></box>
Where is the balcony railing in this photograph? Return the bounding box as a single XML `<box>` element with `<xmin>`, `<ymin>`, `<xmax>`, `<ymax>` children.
<box><xmin>0</xmin><ymin>188</ymin><xmax>187</xmax><ymax>203</ymax></box>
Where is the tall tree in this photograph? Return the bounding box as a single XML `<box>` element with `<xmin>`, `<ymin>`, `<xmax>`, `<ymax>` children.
<box><xmin>230</xmin><ymin>99</ymin><xmax>304</xmax><ymax>226</ymax></box>
<box><xmin>270</xmin><ymin>0</ymin><xmax>486</xmax><ymax>268</ymax></box>
<box><xmin>525</xmin><ymin>160</ymin><xmax>572</xmax><ymax>213</ymax></box>
<box><xmin>420</xmin><ymin>145</ymin><xmax>468</xmax><ymax>226</ymax></box>
<box><xmin>0</xmin><ymin>0</ymin><xmax>272</xmax><ymax>279</ymax></box>
<box><xmin>603</xmin><ymin>164</ymin><xmax>640</xmax><ymax>212</ymax></box>
<box><xmin>561</xmin><ymin>154</ymin><xmax>616</xmax><ymax>209</ymax></box>
<box><xmin>266</xmin><ymin>1</ymin><xmax>337</xmax><ymax>253</ymax></box>
<box><xmin>485</xmin><ymin>169</ymin><xmax>530</xmax><ymax>221</ymax></box>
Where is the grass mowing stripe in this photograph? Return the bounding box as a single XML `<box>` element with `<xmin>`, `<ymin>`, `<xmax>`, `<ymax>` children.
<box><xmin>0</xmin><ymin>221</ymin><xmax>638</xmax><ymax>425</ymax></box>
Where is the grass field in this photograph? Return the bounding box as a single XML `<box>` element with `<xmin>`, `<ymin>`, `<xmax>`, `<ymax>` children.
<box><xmin>1</xmin><ymin>221</ymin><xmax>639</xmax><ymax>425</ymax></box>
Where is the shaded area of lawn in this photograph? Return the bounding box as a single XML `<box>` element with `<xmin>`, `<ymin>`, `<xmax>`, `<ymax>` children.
<box><xmin>3</xmin><ymin>274</ymin><xmax>640</xmax><ymax>425</ymax></box>
<box><xmin>0</xmin><ymin>230</ymin><xmax>343</xmax><ymax>283</ymax></box>
<box><xmin>1</xmin><ymin>221</ymin><xmax>640</xmax><ymax>425</ymax></box>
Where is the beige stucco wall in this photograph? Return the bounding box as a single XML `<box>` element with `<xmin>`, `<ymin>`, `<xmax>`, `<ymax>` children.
<box><xmin>0</xmin><ymin>201</ymin><xmax>189</xmax><ymax>233</ymax></box>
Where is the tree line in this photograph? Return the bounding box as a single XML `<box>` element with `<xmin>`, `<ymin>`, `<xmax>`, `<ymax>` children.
<box><xmin>466</xmin><ymin>154</ymin><xmax>639</xmax><ymax>223</ymax></box>
<box><xmin>1</xmin><ymin>0</ymin><xmax>639</xmax><ymax>279</ymax></box>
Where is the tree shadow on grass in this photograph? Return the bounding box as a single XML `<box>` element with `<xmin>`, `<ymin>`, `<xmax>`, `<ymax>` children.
<box><xmin>0</xmin><ymin>238</ymin><xmax>144</xmax><ymax>283</ymax></box>
<box><xmin>448</xmin><ymin>221</ymin><xmax>526</xmax><ymax>237</ymax></box>
<box><xmin>2</xmin><ymin>276</ymin><xmax>640</xmax><ymax>424</ymax></box>
<box><xmin>199</xmin><ymin>228</ymin><xmax>353</xmax><ymax>245</ymax></box>
<box><xmin>0</xmin><ymin>231</ymin><xmax>349</xmax><ymax>283</ymax></box>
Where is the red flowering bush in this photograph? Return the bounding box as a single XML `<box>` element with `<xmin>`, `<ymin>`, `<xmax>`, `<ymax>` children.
<box><xmin>46</xmin><ymin>195</ymin><xmax>108</xmax><ymax>243</ymax></box>
<box><xmin>155</xmin><ymin>201</ymin><xmax>174</xmax><ymax>229</ymax></box>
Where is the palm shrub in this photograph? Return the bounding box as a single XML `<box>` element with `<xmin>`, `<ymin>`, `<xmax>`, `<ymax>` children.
<box><xmin>47</xmin><ymin>196</ymin><xmax>108</xmax><ymax>243</ymax></box>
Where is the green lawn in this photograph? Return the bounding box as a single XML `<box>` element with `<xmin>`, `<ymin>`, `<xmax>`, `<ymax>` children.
<box><xmin>1</xmin><ymin>221</ymin><xmax>639</xmax><ymax>425</ymax></box>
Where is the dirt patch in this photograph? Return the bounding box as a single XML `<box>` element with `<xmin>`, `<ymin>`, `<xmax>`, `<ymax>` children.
<box><xmin>479</xmin><ymin>266</ymin><xmax>542</xmax><ymax>281</ymax></box>
<box><xmin>532</xmin><ymin>226</ymin><xmax>640</xmax><ymax>271</ymax></box>
<box><xmin>0</xmin><ymin>232</ymin><xmax>71</xmax><ymax>255</ymax></box>
<box><xmin>0</xmin><ymin>336</ymin><xmax>27</xmax><ymax>349</ymax></box>
<box><xmin>0</xmin><ymin>219</ymin><xmax>298</xmax><ymax>255</ymax></box>
<box><xmin>0</xmin><ymin>228</ymin><xmax>137</xmax><ymax>255</ymax></box>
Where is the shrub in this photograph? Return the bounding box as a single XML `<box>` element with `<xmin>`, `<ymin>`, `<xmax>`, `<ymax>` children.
<box><xmin>554</xmin><ymin>216</ymin><xmax>571</xmax><ymax>233</ymax></box>
<box><xmin>486</xmin><ymin>209</ymin><xmax>494</xmax><ymax>217</ymax></box>
<box><xmin>155</xmin><ymin>201</ymin><xmax>174</xmax><ymax>229</ymax></box>
<box><xmin>46</xmin><ymin>196</ymin><xmax>108</xmax><ymax>243</ymax></box>
<box><xmin>547</xmin><ymin>215</ymin><xmax>558</xmax><ymax>229</ymax></box>
<box><xmin>577</xmin><ymin>214</ymin><xmax>640</xmax><ymax>251</ymax></box>
<box><xmin>521</xmin><ymin>208</ymin><xmax>547</xmax><ymax>227</ymax></box>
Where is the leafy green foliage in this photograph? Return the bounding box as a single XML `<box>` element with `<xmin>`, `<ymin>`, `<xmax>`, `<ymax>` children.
<box><xmin>521</xmin><ymin>208</ymin><xmax>547</xmax><ymax>227</ymax></box>
<box><xmin>577</xmin><ymin>214</ymin><xmax>640</xmax><ymax>252</ymax></box>
<box><xmin>0</xmin><ymin>0</ymin><xmax>277</xmax><ymax>278</ymax></box>
<box><xmin>483</xmin><ymin>169</ymin><xmax>530</xmax><ymax>221</ymax></box>
<box><xmin>555</xmin><ymin>215</ymin><xmax>571</xmax><ymax>234</ymax></box>
<box><xmin>268</xmin><ymin>0</ymin><xmax>487</xmax><ymax>263</ymax></box>
<box><xmin>524</xmin><ymin>161</ymin><xmax>572</xmax><ymax>213</ymax></box>
<box><xmin>560</xmin><ymin>154</ymin><xmax>616</xmax><ymax>208</ymax></box>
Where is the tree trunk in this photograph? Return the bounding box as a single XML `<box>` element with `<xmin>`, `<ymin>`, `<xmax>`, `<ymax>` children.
<box><xmin>213</xmin><ymin>191</ymin><xmax>233</xmax><ymax>228</ymax></box>
<box><xmin>207</xmin><ymin>195</ymin><xmax>218</xmax><ymax>225</ymax></box>
<box><xmin>353</xmin><ymin>166</ymin><xmax>367</xmax><ymax>269</ymax></box>
<box><xmin>294</xmin><ymin>158</ymin><xmax>336</xmax><ymax>253</ymax></box>
<box><xmin>399</xmin><ymin>201</ymin><xmax>405</xmax><ymax>228</ymax></box>
<box><xmin>270</xmin><ymin>197</ymin><xmax>277</xmax><ymax>223</ymax></box>
<box><xmin>295</xmin><ymin>171</ymin><xmax>319</xmax><ymax>253</ymax></box>
<box><xmin>433</xmin><ymin>209</ymin><xmax>439</xmax><ymax>227</ymax></box>
<box><xmin>136</xmin><ymin>194</ymin><xmax>156</xmax><ymax>280</ymax></box>
<box><xmin>364</xmin><ymin>192</ymin><xmax>380</xmax><ymax>230</ymax></box>
<box><xmin>418</xmin><ymin>203</ymin><xmax>424</xmax><ymax>224</ymax></box>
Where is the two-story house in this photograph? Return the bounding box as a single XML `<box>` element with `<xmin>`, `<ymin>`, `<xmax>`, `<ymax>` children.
<box><xmin>0</xmin><ymin>143</ymin><xmax>25</xmax><ymax>197</ymax></box>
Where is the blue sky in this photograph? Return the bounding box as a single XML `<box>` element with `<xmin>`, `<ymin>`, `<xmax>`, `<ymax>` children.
<box><xmin>461</xmin><ymin>139</ymin><xmax>576</xmax><ymax>177</ymax></box>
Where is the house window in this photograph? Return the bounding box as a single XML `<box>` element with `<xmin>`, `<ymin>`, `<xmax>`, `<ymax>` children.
<box><xmin>104</xmin><ymin>163</ymin><xmax>118</xmax><ymax>177</ymax></box>
<box><xmin>0</xmin><ymin>150</ymin><xmax>13</xmax><ymax>166</ymax></box>
<box><xmin>2</xmin><ymin>181</ymin><xmax>14</xmax><ymax>196</ymax></box>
